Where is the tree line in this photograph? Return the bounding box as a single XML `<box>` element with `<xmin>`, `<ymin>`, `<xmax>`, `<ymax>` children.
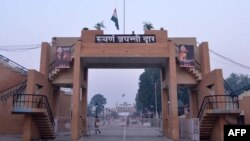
<box><xmin>135</xmin><ymin>69</ymin><xmax>250</xmax><ymax>117</ymax></box>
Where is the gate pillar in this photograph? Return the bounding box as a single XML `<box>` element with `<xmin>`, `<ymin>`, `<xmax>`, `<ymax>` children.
<box><xmin>71</xmin><ymin>43</ymin><xmax>82</xmax><ymax>140</ymax></box>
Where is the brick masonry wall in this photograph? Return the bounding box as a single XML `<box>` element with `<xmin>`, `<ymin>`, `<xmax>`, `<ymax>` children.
<box><xmin>55</xmin><ymin>91</ymin><xmax>72</xmax><ymax>133</ymax></box>
<box><xmin>0</xmin><ymin>63</ymin><xmax>26</xmax><ymax>92</ymax></box>
<box><xmin>239</xmin><ymin>96</ymin><xmax>250</xmax><ymax>124</ymax></box>
<box><xmin>0</xmin><ymin>96</ymin><xmax>24</xmax><ymax>134</ymax></box>
<box><xmin>0</xmin><ymin>91</ymin><xmax>72</xmax><ymax>134</ymax></box>
<box><xmin>56</xmin><ymin>91</ymin><xmax>72</xmax><ymax>118</ymax></box>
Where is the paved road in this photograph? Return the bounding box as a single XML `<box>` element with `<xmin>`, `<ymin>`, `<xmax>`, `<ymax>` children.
<box><xmin>0</xmin><ymin>126</ymin><xmax>170</xmax><ymax>141</ymax></box>
<box><xmin>82</xmin><ymin>135</ymin><xmax>171</xmax><ymax>141</ymax></box>
<box><xmin>0</xmin><ymin>119</ymin><xmax>177</xmax><ymax>141</ymax></box>
<box><xmin>0</xmin><ymin>134</ymin><xmax>175</xmax><ymax>141</ymax></box>
<box><xmin>79</xmin><ymin>122</ymin><xmax>171</xmax><ymax>141</ymax></box>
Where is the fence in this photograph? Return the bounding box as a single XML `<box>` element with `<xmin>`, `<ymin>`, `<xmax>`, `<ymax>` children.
<box><xmin>55</xmin><ymin>117</ymin><xmax>71</xmax><ymax>136</ymax></box>
<box><xmin>179</xmin><ymin>118</ymin><xmax>199</xmax><ymax>141</ymax></box>
<box><xmin>197</xmin><ymin>95</ymin><xmax>239</xmax><ymax>120</ymax></box>
<box><xmin>87</xmin><ymin>117</ymin><xmax>162</xmax><ymax>136</ymax></box>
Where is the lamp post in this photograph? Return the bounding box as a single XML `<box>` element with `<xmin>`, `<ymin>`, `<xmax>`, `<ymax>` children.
<box><xmin>154</xmin><ymin>81</ymin><xmax>159</xmax><ymax>119</ymax></box>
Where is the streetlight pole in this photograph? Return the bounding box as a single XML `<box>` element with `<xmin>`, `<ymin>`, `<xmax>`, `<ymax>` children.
<box><xmin>154</xmin><ymin>81</ymin><xmax>159</xmax><ymax>119</ymax></box>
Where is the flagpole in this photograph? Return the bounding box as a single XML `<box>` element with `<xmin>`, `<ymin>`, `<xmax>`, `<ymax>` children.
<box><xmin>123</xmin><ymin>0</ymin><xmax>125</xmax><ymax>34</ymax></box>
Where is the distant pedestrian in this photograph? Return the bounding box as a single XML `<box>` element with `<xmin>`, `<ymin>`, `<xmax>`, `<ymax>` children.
<box><xmin>94</xmin><ymin>116</ymin><xmax>101</xmax><ymax>134</ymax></box>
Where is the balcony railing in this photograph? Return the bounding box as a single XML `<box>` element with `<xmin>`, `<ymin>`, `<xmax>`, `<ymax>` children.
<box><xmin>197</xmin><ymin>95</ymin><xmax>239</xmax><ymax>121</ymax></box>
<box><xmin>13</xmin><ymin>94</ymin><xmax>55</xmax><ymax>126</ymax></box>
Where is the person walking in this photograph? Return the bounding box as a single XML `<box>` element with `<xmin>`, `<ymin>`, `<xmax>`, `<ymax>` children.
<box><xmin>94</xmin><ymin>116</ymin><xmax>101</xmax><ymax>134</ymax></box>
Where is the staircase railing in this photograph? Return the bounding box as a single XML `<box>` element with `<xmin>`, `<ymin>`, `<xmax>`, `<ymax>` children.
<box><xmin>233</xmin><ymin>85</ymin><xmax>250</xmax><ymax>96</ymax></box>
<box><xmin>12</xmin><ymin>94</ymin><xmax>55</xmax><ymax>126</ymax></box>
<box><xmin>0</xmin><ymin>54</ymin><xmax>28</xmax><ymax>75</ymax></box>
<box><xmin>197</xmin><ymin>95</ymin><xmax>239</xmax><ymax>121</ymax></box>
<box><xmin>48</xmin><ymin>60</ymin><xmax>56</xmax><ymax>76</ymax></box>
<box><xmin>0</xmin><ymin>80</ymin><xmax>27</xmax><ymax>101</ymax></box>
<box><xmin>194</xmin><ymin>60</ymin><xmax>201</xmax><ymax>72</ymax></box>
<box><xmin>224</xmin><ymin>79</ymin><xmax>234</xmax><ymax>95</ymax></box>
<box><xmin>224</xmin><ymin>79</ymin><xmax>250</xmax><ymax>96</ymax></box>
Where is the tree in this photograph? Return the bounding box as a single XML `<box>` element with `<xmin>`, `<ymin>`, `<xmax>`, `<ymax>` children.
<box><xmin>94</xmin><ymin>21</ymin><xmax>105</xmax><ymax>30</ymax></box>
<box><xmin>225</xmin><ymin>73</ymin><xmax>250</xmax><ymax>91</ymax></box>
<box><xmin>177</xmin><ymin>88</ymin><xmax>189</xmax><ymax>116</ymax></box>
<box><xmin>135</xmin><ymin>68</ymin><xmax>161</xmax><ymax>117</ymax></box>
<box><xmin>136</xmin><ymin>69</ymin><xmax>190</xmax><ymax>117</ymax></box>
<box><xmin>142</xmin><ymin>22</ymin><xmax>154</xmax><ymax>31</ymax></box>
<box><xmin>90</xmin><ymin>94</ymin><xmax>107</xmax><ymax>116</ymax></box>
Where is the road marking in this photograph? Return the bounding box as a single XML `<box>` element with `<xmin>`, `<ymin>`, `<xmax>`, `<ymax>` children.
<box><xmin>123</xmin><ymin>125</ymin><xmax>126</xmax><ymax>141</ymax></box>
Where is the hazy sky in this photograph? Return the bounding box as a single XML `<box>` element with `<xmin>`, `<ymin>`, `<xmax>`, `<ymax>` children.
<box><xmin>1</xmin><ymin>0</ymin><xmax>250</xmax><ymax>107</ymax></box>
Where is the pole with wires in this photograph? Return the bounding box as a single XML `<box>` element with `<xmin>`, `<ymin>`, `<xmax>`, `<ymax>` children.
<box><xmin>123</xmin><ymin>0</ymin><xmax>125</xmax><ymax>34</ymax></box>
<box><xmin>154</xmin><ymin>81</ymin><xmax>159</xmax><ymax>119</ymax></box>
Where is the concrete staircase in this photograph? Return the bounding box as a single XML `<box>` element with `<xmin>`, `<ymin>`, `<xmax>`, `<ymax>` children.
<box><xmin>48</xmin><ymin>46</ymin><xmax>74</xmax><ymax>81</ymax></box>
<box><xmin>48</xmin><ymin>59</ymin><xmax>71</xmax><ymax>81</ymax></box>
<box><xmin>199</xmin><ymin>112</ymin><xmax>218</xmax><ymax>140</ymax></box>
<box><xmin>183</xmin><ymin>66</ymin><xmax>202</xmax><ymax>81</ymax></box>
<box><xmin>176</xmin><ymin>58</ymin><xmax>202</xmax><ymax>81</ymax></box>
<box><xmin>197</xmin><ymin>95</ymin><xmax>241</xmax><ymax>140</ymax></box>
<box><xmin>49</xmin><ymin>66</ymin><xmax>61</xmax><ymax>80</ymax></box>
<box><xmin>12</xmin><ymin>94</ymin><xmax>55</xmax><ymax>140</ymax></box>
<box><xmin>33</xmin><ymin>112</ymin><xmax>56</xmax><ymax>139</ymax></box>
<box><xmin>48</xmin><ymin>59</ymin><xmax>74</xmax><ymax>81</ymax></box>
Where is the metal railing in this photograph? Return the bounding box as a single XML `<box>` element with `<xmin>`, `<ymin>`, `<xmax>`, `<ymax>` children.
<box><xmin>13</xmin><ymin>94</ymin><xmax>55</xmax><ymax>126</ymax></box>
<box><xmin>224</xmin><ymin>79</ymin><xmax>234</xmax><ymax>95</ymax></box>
<box><xmin>197</xmin><ymin>95</ymin><xmax>239</xmax><ymax>121</ymax></box>
<box><xmin>224</xmin><ymin>79</ymin><xmax>250</xmax><ymax>96</ymax></box>
<box><xmin>48</xmin><ymin>60</ymin><xmax>56</xmax><ymax>76</ymax></box>
<box><xmin>194</xmin><ymin>60</ymin><xmax>201</xmax><ymax>72</ymax></box>
<box><xmin>0</xmin><ymin>80</ymin><xmax>27</xmax><ymax>101</ymax></box>
<box><xmin>233</xmin><ymin>85</ymin><xmax>250</xmax><ymax>96</ymax></box>
<box><xmin>0</xmin><ymin>54</ymin><xmax>28</xmax><ymax>75</ymax></box>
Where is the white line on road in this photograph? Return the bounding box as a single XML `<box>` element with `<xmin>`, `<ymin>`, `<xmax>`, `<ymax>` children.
<box><xmin>123</xmin><ymin>125</ymin><xmax>126</xmax><ymax>141</ymax></box>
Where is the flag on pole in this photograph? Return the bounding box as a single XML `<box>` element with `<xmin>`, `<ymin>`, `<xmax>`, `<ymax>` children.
<box><xmin>111</xmin><ymin>8</ymin><xmax>119</xmax><ymax>30</ymax></box>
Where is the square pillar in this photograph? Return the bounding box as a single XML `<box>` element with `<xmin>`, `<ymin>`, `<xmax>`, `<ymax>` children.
<box><xmin>167</xmin><ymin>56</ymin><xmax>179</xmax><ymax>141</ymax></box>
<box><xmin>39</xmin><ymin>42</ymin><xmax>50</xmax><ymax>77</ymax></box>
<box><xmin>23</xmin><ymin>70</ymin><xmax>40</xmax><ymax>141</ymax></box>
<box><xmin>199</xmin><ymin>42</ymin><xmax>210</xmax><ymax>78</ymax></box>
<box><xmin>189</xmin><ymin>90</ymin><xmax>198</xmax><ymax>118</ymax></box>
<box><xmin>161</xmin><ymin>87</ymin><xmax>169</xmax><ymax>136</ymax></box>
<box><xmin>81</xmin><ymin>68</ymin><xmax>88</xmax><ymax>136</ymax></box>
<box><xmin>71</xmin><ymin>43</ymin><xmax>82</xmax><ymax>140</ymax></box>
<box><xmin>81</xmin><ymin>87</ymin><xmax>87</xmax><ymax>135</ymax></box>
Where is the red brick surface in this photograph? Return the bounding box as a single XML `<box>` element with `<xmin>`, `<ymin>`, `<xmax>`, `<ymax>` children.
<box><xmin>0</xmin><ymin>63</ymin><xmax>26</xmax><ymax>92</ymax></box>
